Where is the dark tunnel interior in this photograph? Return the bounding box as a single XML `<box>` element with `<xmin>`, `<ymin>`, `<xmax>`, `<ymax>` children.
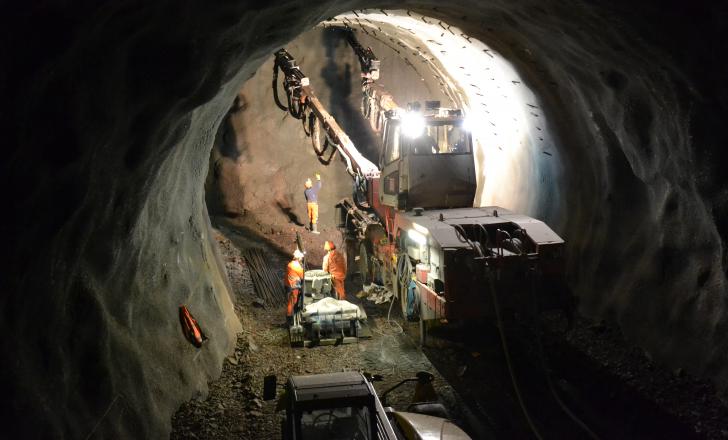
<box><xmin>1</xmin><ymin>0</ymin><xmax>728</xmax><ymax>438</ymax></box>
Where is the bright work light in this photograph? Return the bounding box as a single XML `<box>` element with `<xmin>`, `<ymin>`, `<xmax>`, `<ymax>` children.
<box><xmin>401</xmin><ymin>112</ymin><xmax>425</xmax><ymax>138</ymax></box>
<box><xmin>408</xmin><ymin>229</ymin><xmax>427</xmax><ymax>245</ymax></box>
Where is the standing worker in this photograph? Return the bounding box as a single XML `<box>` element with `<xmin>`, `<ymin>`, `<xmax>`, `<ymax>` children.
<box><xmin>285</xmin><ymin>249</ymin><xmax>305</xmax><ymax>324</ymax></box>
<box><xmin>323</xmin><ymin>241</ymin><xmax>347</xmax><ymax>300</ymax></box>
<box><xmin>304</xmin><ymin>172</ymin><xmax>322</xmax><ymax>234</ymax></box>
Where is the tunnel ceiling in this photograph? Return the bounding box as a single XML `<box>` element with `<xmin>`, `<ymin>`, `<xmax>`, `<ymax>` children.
<box><xmin>323</xmin><ymin>11</ymin><xmax>562</xmax><ymax>219</ymax></box>
<box><xmin>2</xmin><ymin>0</ymin><xmax>727</xmax><ymax>438</ymax></box>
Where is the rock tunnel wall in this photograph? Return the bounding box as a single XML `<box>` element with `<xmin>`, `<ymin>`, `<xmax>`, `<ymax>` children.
<box><xmin>1</xmin><ymin>0</ymin><xmax>726</xmax><ymax>438</ymax></box>
<box><xmin>206</xmin><ymin>29</ymin><xmax>374</xmax><ymax>230</ymax></box>
<box><xmin>433</xmin><ymin>0</ymin><xmax>728</xmax><ymax>387</ymax></box>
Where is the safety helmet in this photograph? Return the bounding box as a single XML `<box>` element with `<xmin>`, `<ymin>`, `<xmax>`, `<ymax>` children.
<box><xmin>293</xmin><ymin>249</ymin><xmax>304</xmax><ymax>259</ymax></box>
<box><xmin>324</xmin><ymin>241</ymin><xmax>335</xmax><ymax>251</ymax></box>
<box><xmin>304</xmin><ymin>178</ymin><xmax>313</xmax><ymax>188</ymax></box>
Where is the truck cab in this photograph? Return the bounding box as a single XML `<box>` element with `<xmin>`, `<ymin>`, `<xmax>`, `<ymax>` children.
<box><xmin>265</xmin><ymin>371</ymin><xmax>471</xmax><ymax>440</ymax></box>
<box><xmin>378</xmin><ymin>105</ymin><xmax>477</xmax><ymax>212</ymax></box>
<box><xmin>281</xmin><ymin>372</ymin><xmax>388</xmax><ymax>440</ymax></box>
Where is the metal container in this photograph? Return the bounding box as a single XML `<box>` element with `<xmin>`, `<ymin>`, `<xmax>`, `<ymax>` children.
<box><xmin>304</xmin><ymin>269</ymin><xmax>332</xmax><ymax>299</ymax></box>
<box><xmin>415</xmin><ymin>263</ymin><xmax>430</xmax><ymax>284</ymax></box>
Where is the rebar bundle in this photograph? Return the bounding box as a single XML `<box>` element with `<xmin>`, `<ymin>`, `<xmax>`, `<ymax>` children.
<box><xmin>241</xmin><ymin>248</ymin><xmax>286</xmax><ymax>308</ymax></box>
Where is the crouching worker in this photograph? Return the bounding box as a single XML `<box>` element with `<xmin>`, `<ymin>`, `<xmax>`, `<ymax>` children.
<box><xmin>323</xmin><ymin>241</ymin><xmax>347</xmax><ymax>300</ymax></box>
<box><xmin>285</xmin><ymin>249</ymin><xmax>305</xmax><ymax>324</ymax></box>
<box><xmin>304</xmin><ymin>173</ymin><xmax>321</xmax><ymax>234</ymax></box>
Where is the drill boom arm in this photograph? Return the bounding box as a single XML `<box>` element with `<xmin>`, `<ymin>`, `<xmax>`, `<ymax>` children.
<box><xmin>273</xmin><ymin>49</ymin><xmax>380</xmax><ymax>179</ymax></box>
<box><xmin>344</xmin><ymin>29</ymin><xmax>381</xmax><ymax>81</ymax></box>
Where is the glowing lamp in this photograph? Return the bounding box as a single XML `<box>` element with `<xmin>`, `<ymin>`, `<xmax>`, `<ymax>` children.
<box><xmin>401</xmin><ymin>112</ymin><xmax>425</xmax><ymax>138</ymax></box>
<box><xmin>408</xmin><ymin>229</ymin><xmax>427</xmax><ymax>245</ymax></box>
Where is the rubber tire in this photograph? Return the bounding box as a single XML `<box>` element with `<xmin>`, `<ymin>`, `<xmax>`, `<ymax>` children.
<box><xmin>397</xmin><ymin>253</ymin><xmax>411</xmax><ymax>318</ymax></box>
<box><xmin>359</xmin><ymin>242</ymin><xmax>370</xmax><ymax>285</ymax></box>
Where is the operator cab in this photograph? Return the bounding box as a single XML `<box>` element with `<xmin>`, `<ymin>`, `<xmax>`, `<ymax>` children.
<box><xmin>379</xmin><ymin>102</ymin><xmax>477</xmax><ymax>211</ymax></box>
<box><xmin>264</xmin><ymin>371</ymin><xmax>472</xmax><ymax>440</ymax></box>
<box><xmin>277</xmin><ymin>372</ymin><xmax>381</xmax><ymax>440</ymax></box>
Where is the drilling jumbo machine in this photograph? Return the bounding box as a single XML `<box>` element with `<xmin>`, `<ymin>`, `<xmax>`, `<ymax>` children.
<box><xmin>272</xmin><ymin>29</ymin><xmax>567</xmax><ymax>345</ymax></box>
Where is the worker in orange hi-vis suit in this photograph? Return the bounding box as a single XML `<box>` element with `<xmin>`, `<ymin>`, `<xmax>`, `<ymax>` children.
<box><xmin>323</xmin><ymin>241</ymin><xmax>347</xmax><ymax>300</ymax></box>
<box><xmin>286</xmin><ymin>249</ymin><xmax>305</xmax><ymax>324</ymax></box>
<box><xmin>304</xmin><ymin>173</ymin><xmax>321</xmax><ymax>234</ymax></box>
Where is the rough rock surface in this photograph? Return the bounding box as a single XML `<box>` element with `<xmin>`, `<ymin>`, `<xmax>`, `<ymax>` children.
<box><xmin>1</xmin><ymin>0</ymin><xmax>727</xmax><ymax>438</ymax></box>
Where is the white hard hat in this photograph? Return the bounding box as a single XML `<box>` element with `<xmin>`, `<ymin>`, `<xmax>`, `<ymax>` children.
<box><xmin>293</xmin><ymin>249</ymin><xmax>304</xmax><ymax>259</ymax></box>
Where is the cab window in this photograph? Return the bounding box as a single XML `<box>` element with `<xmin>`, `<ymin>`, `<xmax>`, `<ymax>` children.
<box><xmin>383</xmin><ymin>122</ymin><xmax>401</xmax><ymax>164</ymax></box>
<box><xmin>410</xmin><ymin>123</ymin><xmax>471</xmax><ymax>155</ymax></box>
<box><xmin>298</xmin><ymin>405</ymin><xmax>372</xmax><ymax>440</ymax></box>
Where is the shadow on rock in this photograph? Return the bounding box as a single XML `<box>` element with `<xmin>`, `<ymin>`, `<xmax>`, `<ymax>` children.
<box><xmin>320</xmin><ymin>28</ymin><xmax>379</xmax><ymax>162</ymax></box>
<box><xmin>276</xmin><ymin>201</ymin><xmax>304</xmax><ymax>226</ymax></box>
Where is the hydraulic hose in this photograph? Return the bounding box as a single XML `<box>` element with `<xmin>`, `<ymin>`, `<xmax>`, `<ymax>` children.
<box><xmin>309</xmin><ymin>113</ymin><xmax>326</xmax><ymax>156</ymax></box>
<box><xmin>453</xmin><ymin>223</ymin><xmax>544</xmax><ymax>439</ymax></box>
<box><xmin>316</xmin><ymin>139</ymin><xmax>339</xmax><ymax>166</ymax></box>
<box><xmin>285</xmin><ymin>88</ymin><xmax>306</xmax><ymax>120</ymax></box>
<box><xmin>527</xmin><ymin>270</ymin><xmax>601</xmax><ymax>440</ymax></box>
<box><xmin>272</xmin><ymin>61</ymin><xmax>288</xmax><ymax>112</ymax></box>
<box><xmin>486</xmin><ymin>273</ymin><xmax>545</xmax><ymax>440</ymax></box>
<box><xmin>302</xmin><ymin>111</ymin><xmax>313</xmax><ymax>137</ymax></box>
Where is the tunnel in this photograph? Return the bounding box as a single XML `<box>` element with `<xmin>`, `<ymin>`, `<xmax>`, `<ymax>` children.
<box><xmin>2</xmin><ymin>0</ymin><xmax>727</xmax><ymax>438</ymax></box>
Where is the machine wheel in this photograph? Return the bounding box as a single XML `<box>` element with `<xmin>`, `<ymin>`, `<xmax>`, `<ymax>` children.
<box><xmin>396</xmin><ymin>253</ymin><xmax>413</xmax><ymax>318</ymax></box>
<box><xmin>358</xmin><ymin>241</ymin><xmax>371</xmax><ymax>285</ymax></box>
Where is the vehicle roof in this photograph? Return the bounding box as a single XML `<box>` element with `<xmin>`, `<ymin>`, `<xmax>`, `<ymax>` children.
<box><xmin>289</xmin><ymin>372</ymin><xmax>373</xmax><ymax>403</ymax></box>
<box><xmin>393</xmin><ymin>411</ymin><xmax>471</xmax><ymax>440</ymax></box>
<box><xmin>399</xmin><ymin>206</ymin><xmax>563</xmax><ymax>249</ymax></box>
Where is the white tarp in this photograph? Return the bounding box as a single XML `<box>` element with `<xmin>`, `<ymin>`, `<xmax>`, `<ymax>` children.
<box><xmin>302</xmin><ymin>297</ymin><xmax>362</xmax><ymax>322</ymax></box>
<box><xmin>359</xmin><ymin>283</ymin><xmax>394</xmax><ymax>304</ymax></box>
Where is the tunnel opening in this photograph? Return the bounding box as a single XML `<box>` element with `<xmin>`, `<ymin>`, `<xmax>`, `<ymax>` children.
<box><xmin>192</xmin><ymin>8</ymin><xmax>727</xmax><ymax>439</ymax></box>
<box><xmin>3</xmin><ymin>1</ymin><xmax>728</xmax><ymax>439</ymax></box>
<box><xmin>205</xmin><ymin>10</ymin><xmax>561</xmax><ymax>245</ymax></box>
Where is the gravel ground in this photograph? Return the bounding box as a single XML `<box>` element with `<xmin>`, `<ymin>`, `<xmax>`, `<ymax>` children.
<box><xmin>170</xmin><ymin>220</ymin><xmax>472</xmax><ymax>439</ymax></box>
<box><xmin>558</xmin><ymin>316</ymin><xmax>728</xmax><ymax>439</ymax></box>
<box><xmin>171</xmin><ymin>216</ymin><xmax>728</xmax><ymax>439</ymax></box>
<box><xmin>404</xmin><ymin>310</ymin><xmax>728</xmax><ymax>439</ymax></box>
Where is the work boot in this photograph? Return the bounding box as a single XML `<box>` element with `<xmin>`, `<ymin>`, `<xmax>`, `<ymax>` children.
<box><xmin>311</xmin><ymin>223</ymin><xmax>320</xmax><ymax>234</ymax></box>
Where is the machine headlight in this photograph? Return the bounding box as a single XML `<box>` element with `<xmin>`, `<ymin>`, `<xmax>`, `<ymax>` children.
<box><xmin>401</xmin><ymin>112</ymin><xmax>425</xmax><ymax>138</ymax></box>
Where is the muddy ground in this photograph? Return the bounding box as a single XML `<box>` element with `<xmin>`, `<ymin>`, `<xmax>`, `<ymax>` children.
<box><xmin>171</xmin><ymin>214</ymin><xmax>728</xmax><ymax>439</ymax></box>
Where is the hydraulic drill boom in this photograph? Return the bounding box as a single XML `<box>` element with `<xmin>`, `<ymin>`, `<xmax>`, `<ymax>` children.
<box><xmin>272</xmin><ymin>49</ymin><xmax>380</xmax><ymax>179</ymax></box>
